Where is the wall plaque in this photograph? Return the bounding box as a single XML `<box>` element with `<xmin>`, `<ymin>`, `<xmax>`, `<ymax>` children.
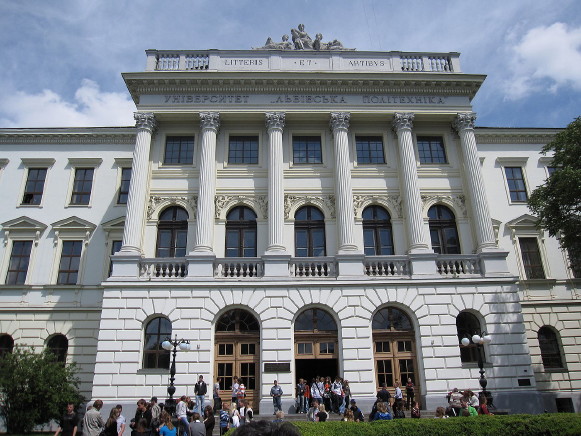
<box><xmin>264</xmin><ymin>362</ymin><xmax>291</xmax><ymax>373</ymax></box>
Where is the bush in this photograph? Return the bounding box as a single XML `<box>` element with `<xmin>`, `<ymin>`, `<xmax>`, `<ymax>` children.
<box><xmin>0</xmin><ymin>346</ymin><xmax>84</xmax><ymax>433</ymax></box>
<box><xmin>227</xmin><ymin>414</ymin><xmax>581</xmax><ymax>436</ymax></box>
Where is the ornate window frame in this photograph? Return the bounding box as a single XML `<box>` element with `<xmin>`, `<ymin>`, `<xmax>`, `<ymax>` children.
<box><xmin>65</xmin><ymin>158</ymin><xmax>102</xmax><ymax>208</ymax></box>
<box><xmin>0</xmin><ymin>216</ymin><xmax>46</xmax><ymax>285</ymax></box>
<box><xmin>496</xmin><ymin>157</ymin><xmax>530</xmax><ymax>205</ymax></box>
<box><xmin>102</xmin><ymin>216</ymin><xmax>125</xmax><ymax>279</ymax></box>
<box><xmin>506</xmin><ymin>214</ymin><xmax>551</xmax><ymax>281</ymax></box>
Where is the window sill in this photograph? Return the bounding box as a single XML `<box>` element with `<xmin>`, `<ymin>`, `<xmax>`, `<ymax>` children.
<box><xmin>543</xmin><ymin>367</ymin><xmax>568</xmax><ymax>373</ymax></box>
<box><xmin>460</xmin><ymin>362</ymin><xmax>493</xmax><ymax>369</ymax></box>
<box><xmin>137</xmin><ymin>368</ymin><xmax>170</xmax><ymax>375</ymax></box>
<box><xmin>18</xmin><ymin>204</ymin><xmax>43</xmax><ymax>208</ymax></box>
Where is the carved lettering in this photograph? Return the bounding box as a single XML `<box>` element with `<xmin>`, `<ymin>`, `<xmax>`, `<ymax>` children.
<box><xmin>223</xmin><ymin>59</ymin><xmax>264</xmax><ymax>66</ymax></box>
<box><xmin>348</xmin><ymin>60</ymin><xmax>386</xmax><ymax>67</ymax></box>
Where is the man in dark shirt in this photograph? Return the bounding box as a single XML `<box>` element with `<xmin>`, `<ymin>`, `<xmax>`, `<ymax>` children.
<box><xmin>54</xmin><ymin>403</ymin><xmax>78</xmax><ymax>436</ymax></box>
<box><xmin>376</xmin><ymin>383</ymin><xmax>391</xmax><ymax>404</ymax></box>
<box><xmin>130</xmin><ymin>399</ymin><xmax>152</xmax><ymax>431</ymax></box>
<box><xmin>349</xmin><ymin>399</ymin><xmax>365</xmax><ymax>422</ymax></box>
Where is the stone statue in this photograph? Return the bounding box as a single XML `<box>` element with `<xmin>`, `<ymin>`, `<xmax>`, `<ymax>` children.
<box><xmin>255</xmin><ymin>34</ymin><xmax>293</xmax><ymax>50</ymax></box>
<box><xmin>277</xmin><ymin>34</ymin><xmax>293</xmax><ymax>50</ymax></box>
<box><xmin>255</xmin><ymin>25</ymin><xmax>354</xmax><ymax>51</ymax></box>
<box><xmin>291</xmin><ymin>24</ymin><xmax>313</xmax><ymax>50</ymax></box>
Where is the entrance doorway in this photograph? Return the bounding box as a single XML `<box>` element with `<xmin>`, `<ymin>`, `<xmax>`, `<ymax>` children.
<box><xmin>215</xmin><ymin>309</ymin><xmax>260</xmax><ymax>412</ymax></box>
<box><xmin>296</xmin><ymin>358</ymin><xmax>338</xmax><ymax>383</ymax></box>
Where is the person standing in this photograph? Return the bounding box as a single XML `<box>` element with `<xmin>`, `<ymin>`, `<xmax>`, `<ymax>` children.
<box><xmin>115</xmin><ymin>405</ymin><xmax>126</xmax><ymax>436</ymax></box>
<box><xmin>103</xmin><ymin>408</ymin><xmax>121</xmax><ymax>436</ymax></box>
<box><xmin>159</xmin><ymin>411</ymin><xmax>176</xmax><ymax>436</ymax></box>
<box><xmin>175</xmin><ymin>396</ymin><xmax>190</xmax><ymax>436</ymax></box>
<box><xmin>218</xmin><ymin>403</ymin><xmax>230</xmax><ymax>436</ymax></box>
<box><xmin>270</xmin><ymin>380</ymin><xmax>283</xmax><ymax>414</ymax></box>
<box><xmin>376</xmin><ymin>383</ymin><xmax>391</xmax><ymax>405</ymax></box>
<box><xmin>131</xmin><ymin>399</ymin><xmax>152</xmax><ymax>432</ymax></box>
<box><xmin>213</xmin><ymin>378</ymin><xmax>222</xmax><ymax>413</ymax></box>
<box><xmin>150</xmin><ymin>398</ymin><xmax>161</xmax><ymax>428</ymax></box>
<box><xmin>394</xmin><ymin>381</ymin><xmax>403</xmax><ymax>404</ymax></box>
<box><xmin>54</xmin><ymin>402</ymin><xmax>78</xmax><ymax>436</ymax></box>
<box><xmin>296</xmin><ymin>379</ymin><xmax>306</xmax><ymax>414</ymax></box>
<box><xmin>310</xmin><ymin>378</ymin><xmax>322</xmax><ymax>406</ymax></box>
<box><xmin>405</xmin><ymin>378</ymin><xmax>415</xmax><ymax>410</ymax></box>
<box><xmin>231</xmin><ymin>377</ymin><xmax>240</xmax><ymax>405</ymax></box>
<box><xmin>331</xmin><ymin>377</ymin><xmax>342</xmax><ymax>414</ymax></box>
<box><xmin>194</xmin><ymin>375</ymin><xmax>208</xmax><ymax>415</ymax></box>
<box><xmin>82</xmin><ymin>400</ymin><xmax>105</xmax><ymax>436</ymax></box>
<box><xmin>202</xmin><ymin>406</ymin><xmax>215</xmax><ymax>436</ymax></box>
<box><xmin>188</xmin><ymin>413</ymin><xmax>205</xmax><ymax>436</ymax></box>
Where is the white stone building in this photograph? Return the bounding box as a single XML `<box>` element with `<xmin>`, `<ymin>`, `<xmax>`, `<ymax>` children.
<box><xmin>0</xmin><ymin>37</ymin><xmax>579</xmax><ymax>418</ymax></box>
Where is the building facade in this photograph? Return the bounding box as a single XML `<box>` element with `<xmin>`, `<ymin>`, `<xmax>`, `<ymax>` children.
<box><xmin>0</xmin><ymin>35</ymin><xmax>579</xmax><ymax>418</ymax></box>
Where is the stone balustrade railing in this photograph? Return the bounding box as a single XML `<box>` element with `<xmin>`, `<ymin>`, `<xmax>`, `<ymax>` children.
<box><xmin>364</xmin><ymin>256</ymin><xmax>410</xmax><ymax>277</ymax></box>
<box><xmin>140</xmin><ymin>259</ymin><xmax>188</xmax><ymax>279</ymax></box>
<box><xmin>436</xmin><ymin>255</ymin><xmax>482</xmax><ymax>277</ymax></box>
<box><xmin>145</xmin><ymin>49</ymin><xmax>461</xmax><ymax>73</ymax></box>
<box><xmin>214</xmin><ymin>258</ymin><xmax>264</xmax><ymax>278</ymax></box>
<box><xmin>290</xmin><ymin>257</ymin><xmax>337</xmax><ymax>278</ymax></box>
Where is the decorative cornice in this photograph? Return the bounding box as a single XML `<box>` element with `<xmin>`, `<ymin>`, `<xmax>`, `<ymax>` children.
<box><xmin>284</xmin><ymin>194</ymin><xmax>336</xmax><ymax>219</ymax></box>
<box><xmin>330</xmin><ymin>112</ymin><xmax>350</xmax><ymax>131</ymax></box>
<box><xmin>453</xmin><ymin>112</ymin><xmax>477</xmax><ymax>132</ymax></box>
<box><xmin>421</xmin><ymin>194</ymin><xmax>467</xmax><ymax>218</ymax></box>
<box><xmin>392</xmin><ymin>112</ymin><xmax>414</xmax><ymax>132</ymax></box>
<box><xmin>215</xmin><ymin>195</ymin><xmax>267</xmax><ymax>219</ymax></box>
<box><xmin>200</xmin><ymin>112</ymin><xmax>221</xmax><ymax>131</ymax></box>
<box><xmin>134</xmin><ymin>112</ymin><xmax>157</xmax><ymax>132</ymax></box>
<box><xmin>475</xmin><ymin>129</ymin><xmax>560</xmax><ymax>144</ymax></box>
<box><xmin>0</xmin><ymin>133</ymin><xmax>136</xmax><ymax>144</ymax></box>
<box><xmin>265</xmin><ymin>112</ymin><xmax>286</xmax><ymax>131</ymax></box>
<box><xmin>147</xmin><ymin>195</ymin><xmax>198</xmax><ymax>219</ymax></box>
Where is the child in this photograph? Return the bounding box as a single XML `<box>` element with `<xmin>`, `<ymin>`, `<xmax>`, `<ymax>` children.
<box><xmin>411</xmin><ymin>401</ymin><xmax>421</xmax><ymax>418</ymax></box>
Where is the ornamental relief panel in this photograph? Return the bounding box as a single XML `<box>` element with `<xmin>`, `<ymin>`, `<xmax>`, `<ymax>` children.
<box><xmin>353</xmin><ymin>194</ymin><xmax>403</xmax><ymax>219</ymax></box>
<box><xmin>147</xmin><ymin>195</ymin><xmax>198</xmax><ymax>219</ymax></box>
<box><xmin>421</xmin><ymin>194</ymin><xmax>467</xmax><ymax>217</ymax></box>
<box><xmin>284</xmin><ymin>194</ymin><xmax>336</xmax><ymax>219</ymax></box>
<box><xmin>214</xmin><ymin>195</ymin><xmax>268</xmax><ymax>219</ymax></box>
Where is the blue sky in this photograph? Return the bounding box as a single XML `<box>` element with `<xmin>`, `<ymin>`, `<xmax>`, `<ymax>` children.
<box><xmin>0</xmin><ymin>0</ymin><xmax>580</xmax><ymax>128</ymax></box>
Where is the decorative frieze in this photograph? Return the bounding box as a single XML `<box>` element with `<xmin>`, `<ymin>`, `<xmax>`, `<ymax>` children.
<box><xmin>147</xmin><ymin>195</ymin><xmax>198</xmax><ymax>219</ymax></box>
<box><xmin>421</xmin><ymin>194</ymin><xmax>467</xmax><ymax>217</ymax></box>
<box><xmin>215</xmin><ymin>195</ymin><xmax>268</xmax><ymax>219</ymax></box>
<box><xmin>353</xmin><ymin>194</ymin><xmax>403</xmax><ymax>219</ymax></box>
<box><xmin>284</xmin><ymin>194</ymin><xmax>336</xmax><ymax>219</ymax></box>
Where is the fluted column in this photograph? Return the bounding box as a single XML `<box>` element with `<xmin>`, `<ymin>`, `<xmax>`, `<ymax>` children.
<box><xmin>266</xmin><ymin>112</ymin><xmax>287</xmax><ymax>253</ymax></box>
<box><xmin>453</xmin><ymin>112</ymin><xmax>497</xmax><ymax>252</ymax></box>
<box><xmin>330</xmin><ymin>112</ymin><xmax>358</xmax><ymax>253</ymax></box>
<box><xmin>120</xmin><ymin>112</ymin><xmax>157</xmax><ymax>255</ymax></box>
<box><xmin>392</xmin><ymin>113</ymin><xmax>430</xmax><ymax>253</ymax></box>
<box><xmin>192</xmin><ymin>112</ymin><xmax>220</xmax><ymax>253</ymax></box>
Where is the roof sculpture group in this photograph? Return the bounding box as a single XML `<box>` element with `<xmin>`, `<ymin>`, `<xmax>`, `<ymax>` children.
<box><xmin>255</xmin><ymin>24</ymin><xmax>354</xmax><ymax>51</ymax></box>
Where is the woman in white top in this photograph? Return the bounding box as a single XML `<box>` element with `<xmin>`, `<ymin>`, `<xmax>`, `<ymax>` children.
<box><xmin>228</xmin><ymin>403</ymin><xmax>240</xmax><ymax>429</ymax></box>
<box><xmin>175</xmin><ymin>396</ymin><xmax>189</xmax><ymax>436</ymax></box>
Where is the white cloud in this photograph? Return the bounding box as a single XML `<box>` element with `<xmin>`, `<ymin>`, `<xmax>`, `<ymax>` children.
<box><xmin>0</xmin><ymin>79</ymin><xmax>135</xmax><ymax>128</ymax></box>
<box><xmin>504</xmin><ymin>22</ymin><xmax>581</xmax><ymax>99</ymax></box>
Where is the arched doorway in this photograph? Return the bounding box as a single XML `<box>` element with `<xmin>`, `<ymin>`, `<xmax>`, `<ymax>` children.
<box><xmin>372</xmin><ymin>306</ymin><xmax>419</xmax><ymax>401</ymax></box>
<box><xmin>294</xmin><ymin>308</ymin><xmax>339</xmax><ymax>383</ymax></box>
<box><xmin>215</xmin><ymin>309</ymin><xmax>260</xmax><ymax>411</ymax></box>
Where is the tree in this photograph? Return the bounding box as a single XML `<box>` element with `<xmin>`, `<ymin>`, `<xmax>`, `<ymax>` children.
<box><xmin>528</xmin><ymin>116</ymin><xmax>581</xmax><ymax>277</ymax></box>
<box><xmin>0</xmin><ymin>346</ymin><xmax>84</xmax><ymax>434</ymax></box>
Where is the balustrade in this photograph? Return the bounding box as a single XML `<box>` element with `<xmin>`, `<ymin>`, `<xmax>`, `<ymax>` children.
<box><xmin>140</xmin><ymin>259</ymin><xmax>187</xmax><ymax>278</ymax></box>
<box><xmin>364</xmin><ymin>256</ymin><xmax>410</xmax><ymax>277</ymax></box>
<box><xmin>290</xmin><ymin>258</ymin><xmax>336</xmax><ymax>277</ymax></box>
<box><xmin>436</xmin><ymin>255</ymin><xmax>482</xmax><ymax>277</ymax></box>
<box><xmin>214</xmin><ymin>259</ymin><xmax>264</xmax><ymax>278</ymax></box>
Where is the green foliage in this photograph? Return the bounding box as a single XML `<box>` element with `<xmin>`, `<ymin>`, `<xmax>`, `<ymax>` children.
<box><xmin>528</xmin><ymin>116</ymin><xmax>581</xmax><ymax>275</ymax></box>
<box><xmin>0</xmin><ymin>346</ymin><xmax>84</xmax><ymax>434</ymax></box>
<box><xmin>227</xmin><ymin>414</ymin><xmax>581</xmax><ymax>436</ymax></box>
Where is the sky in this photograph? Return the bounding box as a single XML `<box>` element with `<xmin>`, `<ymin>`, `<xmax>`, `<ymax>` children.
<box><xmin>0</xmin><ymin>0</ymin><xmax>580</xmax><ymax>129</ymax></box>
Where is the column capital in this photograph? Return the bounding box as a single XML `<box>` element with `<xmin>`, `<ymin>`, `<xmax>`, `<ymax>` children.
<box><xmin>200</xmin><ymin>112</ymin><xmax>221</xmax><ymax>131</ymax></box>
<box><xmin>134</xmin><ymin>112</ymin><xmax>157</xmax><ymax>132</ymax></box>
<box><xmin>392</xmin><ymin>112</ymin><xmax>414</xmax><ymax>132</ymax></box>
<box><xmin>330</xmin><ymin>112</ymin><xmax>350</xmax><ymax>131</ymax></box>
<box><xmin>265</xmin><ymin>112</ymin><xmax>286</xmax><ymax>131</ymax></box>
<box><xmin>453</xmin><ymin>112</ymin><xmax>477</xmax><ymax>132</ymax></box>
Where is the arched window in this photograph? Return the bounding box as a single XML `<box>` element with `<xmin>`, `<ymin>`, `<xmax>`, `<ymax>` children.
<box><xmin>428</xmin><ymin>205</ymin><xmax>460</xmax><ymax>254</ymax></box>
<box><xmin>456</xmin><ymin>312</ymin><xmax>481</xmax><ymax>363</ymax></box>
<box><xmin>372</xmin><ymin>307</ymin><xmax>413</xmax><ymax>331</ymax></box>
<box><xmin>143</xmin><ymin>317</ymin><xmax>172</xmax><ymax>369</ymax></box>
<box><xmin>216</xmin><ymin>309</ymin><xmax>260</xmax><ymax>333</ymax></box>
<box><xmin>295</xmin><ymin>308</ymin><xmax>338</xmax><ymax>332</ymax></box>
<box><xmin>156</xmin><ymin>206</ymin><xmax>188</xmax><ymax>257</ymax></box>
<box><xmin>47</xmin><ymin>334</ymin><xmax>68</xmax><ymax>363</ymax></box>
<box><xmin>225</xmin><ymin>206</ymin><xmax>257</xmax><ymax>257</ymax></box>
<box><xmin>363</xmin><ymin>206</ymin><xmax>394</xmax><ymax>255</ymax></box>
<box><xmin>295</xmin><ymin>206</ymin><xmax>326</xmax><ymax>257</ymax></box>
<box><xmin>0</xmin><ymin>334</ymin><xmax>14</xmax><ymax>357</ymax></box>
<box><xmin>538</xmin><ymin>326</ymin><xmax>564</xmax><ymax>369</ymax></box>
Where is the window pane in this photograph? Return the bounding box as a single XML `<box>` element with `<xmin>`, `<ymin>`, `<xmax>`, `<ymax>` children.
<box><xmin>6</xmin><ymin>241</ymin><xmax>33</xmax><ymax>285</ymax></box>
<box><xmin>164</xmin><ymin>136</ymin><xmax>194</xmax><ymax>164</ymax></box>
<box><xmin>70</xmin><ymin>168</ymin><xmax>94</xmax><ymax>205</ymax></box>
<box><xmin>117</xmin><ymin>167</ymin><xmax>132</xmax><ymax>204</ymax></box>
<box><xmin>228</xmin><ymin>136</ymin><xmax>259</xmax><ymax>164</ymax></box>
<box><xmin>22</xmin><ymin>168</ymin><xmax>47</xmax><ymax>205</ymax></box>
<box><xmin>519</xmin><ymin>237</ymin><xmax>545</xmax><ymax>279</ymax></box>
<box><xmin>356</xmin><ymin>136</ymin><xmax>385</xmax><ymax>164</ymax></box>
<box><xmin>417</xmin><ymin>136</ymin><xmax>447</xmax><ymax>164</ymax></box>
<box><xmin>505</xmin><ymin>167</ymin><xmax>528</xmax><ymax>202</ymax></box>
<box><xmin>293</xmin><ymin>136</ymin><xmax>322</xmax><ymax>164</ymax></box>
<box><xmin>57</xmin><ymin>241</ymin><xmax>82</xmax><ymax>285</ymax></box>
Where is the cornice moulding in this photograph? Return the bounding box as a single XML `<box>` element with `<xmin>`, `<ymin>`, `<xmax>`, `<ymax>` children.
<box><xmin>0</xmin><ymin>133</ymin><xmax>136</xmax><ymax>145</ymax></box>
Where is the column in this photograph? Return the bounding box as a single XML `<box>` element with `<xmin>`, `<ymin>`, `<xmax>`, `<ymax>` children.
<box><xmin>330</xmin><ymin>112</ymin><xmax>358</xmax><ymax>253</ymax></box>
<box><xmin>119</xmin><ymin>112</ymin><xmax>157</xmax><ymax>255</ymax></box>
<box><xmin>392</xmin><ymin>113</ymin><xmax>430</xmax><ymax>253</ymax></box>
<box><xmin>192</xmin><ymin>112</ymin><xmax>220</xmax><ymax>253</ymax></box>
<box><xmin>453</xmin><ymin>112</ymin><xmax>497</xmax><ymax>252</ymax></box>
<box><xmin>265</xmin><ymin>112</ymin><xmax>287</xmax><ymax>253</ymax></box>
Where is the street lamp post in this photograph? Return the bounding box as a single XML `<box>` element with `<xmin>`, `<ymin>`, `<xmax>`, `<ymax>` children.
<box><xmin>161</xmin><ymin>336</ymin><xmax>191</xmax><ymax>415</ymax></box>
<box><xmin>461</xmin><ymin>332</ymin><xmax>494</xmax><ymax>407</ymax></box>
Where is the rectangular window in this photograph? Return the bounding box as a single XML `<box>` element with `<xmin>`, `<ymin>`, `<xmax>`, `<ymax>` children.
<box><xmin>240</xmin><ymin>362</ymin><xmax>256</xmax><ymax>389</ymax></box>
<box><xmin>319</xmin><ymin>342</ymin><xmax>335</xmax><ymax>354</ymax></box>
<box><xmin>356</xmin><ymin>136</ymin><xmax>385</xmax><ymax>164</ymax></box>
<box><xmin>228</xmin><ymin>136</ymin><xmax>259</xmax><ymax>164</ymax></box>
<box><xmin>117</xmin><ymin>167</ymin><xmax>132</xmax><ymax>204</ymax></box>
<box><xmin>164</xmin><ymin>136</ymin><xmax>194</xmax><ymax>164</ymax></box>
<box><xmin>417</xmin><ymin>136</ymin><xmax>447</xmax><ymax>164</ymax></box>
<box><xmin>108</xmin><ymin>240</ymin><xmax>122</xmax><ymax>277</ymax></box>
<box><xmin>505</xmin><ymin>167</ymin><xmax>528</xmax><ymax>202</ymax></box>
<box><xmin>22</xmin><ymin>168</ymin><xmax>47</xmax><ymax>205</ymax></box>
<box><xmin>297</xmin><ymin>343</ymin><xmax>313</xmax><ymax>355</ymax></box>
<box><xmin>376</xmin><ymin>359</ymin><xmax>394</xmax><ymax>387</ymax></box>
<box><xmin>293</xmin><ymin>136</ymin><xmax>322</xmax><ymax>164</ymax></box>
<box><xmin>519</xmin><ymin>237</ymin><xmax>545</xmax><ymax>279</ymax></box>
<box><xmin>240</xmin><ymin>343</ymin><xmax>256</xmax><ymax>355</ymax></box>
<box><xmin>218</xmin><ymin>363</ymin><xmax>233</xmax><ymax>390</ymax></box>
<box><xmin>375</xmin><ymin>341</ymin><xmax>391</xmax><ymax>353</ymax></box>
<box><xmin>70</xmin><ymin>168</ymin><xmax>94</xmax><ymax>205</ymax></box>
<box><xmin>397</xmin><ymin>340</ymin><xmax>413</xmax><ymax>352</ymax></box>
<box><xmin>57</xmin><ymin>240</ymin><xmax>83</xmax><ymax>285</ymax></box>
<box><xmin>6</xmin><ymin>240</ymin><xmax>33</xmax><ymax>285</ymax></box>
<box><xmin>218</xmin><ymin>343</ymin><xmax>234</xmax><ymax>356</ymax></box>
